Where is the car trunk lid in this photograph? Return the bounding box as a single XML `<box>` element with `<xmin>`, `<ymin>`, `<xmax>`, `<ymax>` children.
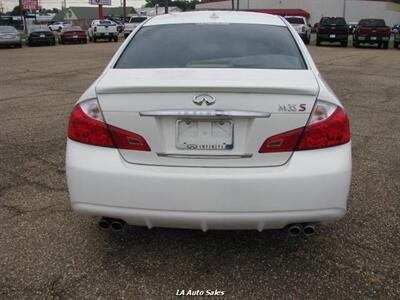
<box><xmin>96</xmin><ymin>68</ymin><xmax>319</xmax><ymax>167</ymax></box>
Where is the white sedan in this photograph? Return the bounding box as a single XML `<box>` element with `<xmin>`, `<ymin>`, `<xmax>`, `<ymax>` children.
<box><xmin>66</xmin><ymin>11</ymin><xmax>351</xmax><ymax>236</ymax></box>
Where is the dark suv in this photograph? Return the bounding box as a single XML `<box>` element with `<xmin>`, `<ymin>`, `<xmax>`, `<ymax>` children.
<box><xmin>316</xmin><ymin>17</ymin><xmax>349</xmax><ymax>47</ymax></box>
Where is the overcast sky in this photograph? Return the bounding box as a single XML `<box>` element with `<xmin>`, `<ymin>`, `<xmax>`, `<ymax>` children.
<box><xmin>3</xmin><ymin>0</ymin><xmax>146</xmax><ymax>12</ymax></box>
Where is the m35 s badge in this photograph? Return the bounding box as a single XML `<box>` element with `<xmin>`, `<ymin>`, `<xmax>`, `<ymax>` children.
<box><xmin>193</xmin><ymin>94</ymin><xmax>216</xmax><ymax>106</ymax></box>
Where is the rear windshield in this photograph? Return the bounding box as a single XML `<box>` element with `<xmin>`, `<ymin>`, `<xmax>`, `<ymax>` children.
<box><xmin>130</xmin><ymin>17</ymin><xmax>147</xmax><ymax>23</ymax></box>
<box><xmin>99</xmin><ymin>20</ymin><xmax>113</xmax><ymax>25</ymax></box>
<box><xmin>285</xmin><ymin>17</ymin><xmax>305</xmax><ymax>25</ymax></box>
<box><xmin>0</xmin><ymin>26</ymin><xmax>17</xmax><ymax>33</ymax></box>
<box><xmin>321</xmin><ymin>17</ymin><xmax>346</xmax><ymax>26</ymax></box>
<box><xmin>65</xmin><ymin>26</ymin><xmax>82</xmax><ymax>31</ymax></box>
<box><xmin>359</xmin><ymin>19</ymin><xmax>386</xmax><ymax>27</ymax></box>
<box><xmin>115</xmin><ymin>24</ymin><xmax>306</xmax><ymax>70</ymax></box>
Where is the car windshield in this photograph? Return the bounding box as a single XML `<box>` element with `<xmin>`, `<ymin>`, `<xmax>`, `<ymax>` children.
<box><xmin>0</xmin><ymin>26</ymin><xmax>17</xmax><ymax>33</ymax></box>
<box><xmin>285</xmin><ymin>17</ymin><xmax>304</xmax><ymax>25</ymax></box>
<box><xmin>321</xmin><ymin>18</ymin><xmax>346</xmax><ymax>26</ymax></box>
<box><xmin>359</xmin><ymin>19</ymin><xmax>386</xmax><ymax>27</ymax></box>
<box><xmin>115</xmin><ymin>23</ymin><xmax>306</xmax><ymax>70</ymax></box>
<box><xmin>130</xmin><ymin>17</ymin><xmax>147</xmax><ymax>23</ymax></box>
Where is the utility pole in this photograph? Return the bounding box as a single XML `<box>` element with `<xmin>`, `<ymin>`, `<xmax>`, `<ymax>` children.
<box><xmin>343</xmin><ymin>0</ymin><xmax>346</xmax><ymax>18</ymax></box>
<box><xmin>19</xmin><ymin>0</ymin><xmax>24</xmax><ymax>31</ymax></box>
<box><xmin>123</xmin><ymin>0</ymin><xmax>126</xmax><ymax>21</ymax></box>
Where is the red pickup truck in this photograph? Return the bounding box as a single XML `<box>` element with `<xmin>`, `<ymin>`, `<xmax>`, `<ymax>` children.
<box><xmin>353</xmin><ymin>19</ymin><xmax>391</xmax><ymax>49</ymax></box>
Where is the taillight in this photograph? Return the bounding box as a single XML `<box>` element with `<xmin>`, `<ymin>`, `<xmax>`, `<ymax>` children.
<box><xmin>259</xmin><ymin>100</ymin><xmax>350</xmax><ymax>153</ymax></box>
<box><xmin>68</xmin><ymin>99</ymin><xmax>150</xmax><ymax>151</ymax></box>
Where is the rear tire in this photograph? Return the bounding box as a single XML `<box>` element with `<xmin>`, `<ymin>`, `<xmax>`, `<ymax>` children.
<box><xmin>341</xmin><ymin>41</ymin><xmax>348</xmax><ymax>47</ymax></box>
<box><xmin>354</xmin><ymin>40</ymin><xmax>360</xmax><ymax>48</ymax></box>
<box><xmin>394</xmin><ymin>41</ymin><xmax>399</xmax><ymax>49</ymax></box>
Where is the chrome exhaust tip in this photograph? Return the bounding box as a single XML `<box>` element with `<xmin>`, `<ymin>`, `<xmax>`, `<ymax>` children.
<box><xmin>303</xmin><ymin>223</ymin><xmax>316</xmax><ymax>236</ymax></box>
<box><xmin>98</xmin><ymin>217</ymin><xmax>112</xmax><ymax>230</ymax></box>
<box><xmin>110</xmin><ymin>220</ymin><xmax>125</xmax><ymax>231</ymax></box>
<box><xmin>287</xmin><ymin>224</ymin><xmax>302</xmax><ymax>237</ymax></box>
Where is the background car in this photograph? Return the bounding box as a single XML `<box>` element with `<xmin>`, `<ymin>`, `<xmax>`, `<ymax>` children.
<box><xmin>124</xmin><ymin>16</ymin><xmax>148</xmax><ymax>38</ymax></box>
<box><xmin>67</xmin><ymin>11</ymin><xmax>351</xmax><ymax>234</ymax></box>
<box><xmin>105</xmin><ymin>17</ymin><xmax>124</xmax><ymax>33</ymax></box>
<box><xmin>394</xmin><ymin>30</ymin><xmax>400</xmax><ymax>48</ymax></box>
<box><xmin>347</xmin><ymin>22</ymin><xmax>358</xmax><ymax>34</ymax></box>
<box><xmin>353</xmin><ymin>19</ymin><xmax>391</xmax><ymax>49</ymax></box>
<box><xmin>60</xmin><ymin>26</ymin><xmax>87</xmax><ymax>44</ymax></box>
<box><xmin>284</xmin><ymin>16</ymin><xmax>311</xmax><ymax>44</ymax></box>
<box><xmin>48</xmin><ymin>21</ymin><xmax>70</xmax><ymax>32</ymax></box>
<box><xmin>316</xmin><ymin>17</ymin><xmax>349</xmax><ymax>47</ymax></box>
<box><xmin>0</xmin><ymin>26</ymin><xmax>21</xmax><ymax>48</ymax></box>
<box><xmin>88</xmin><ymin>20</ymin><xmax>118</xmax><ymax>42</ymax></box>
<box><xmin>28</xmin><ymin>27</ymin><xmax>55</xmax><ymax>46</ymax></box>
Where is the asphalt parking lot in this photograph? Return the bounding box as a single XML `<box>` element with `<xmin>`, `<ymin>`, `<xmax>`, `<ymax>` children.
<box><xmin>0</xmin><ymin>42</ymin><xmax>399</xmax><ymax>299</ymax></box>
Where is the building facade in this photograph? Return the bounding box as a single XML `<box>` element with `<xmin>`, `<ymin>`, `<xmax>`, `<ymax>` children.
<box><xmin>196</xmin><ymin>0</ymin><xmax>400</xmax><ymax>26</ymax></box>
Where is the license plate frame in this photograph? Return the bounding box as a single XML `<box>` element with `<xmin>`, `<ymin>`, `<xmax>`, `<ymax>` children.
<box><xmin>371</xmin><ymin>36</ymin><xmax>377</xmax><ymax>41</ymax></box>
<box><xmin>176</xmin><ymin>119</ymin><xmax>234</xmax><ymax>151</ymax></box>
<box><xmin>329</xmin><ymin>34</ymin><xmax>336</xmax><ymax>38</ymax></box>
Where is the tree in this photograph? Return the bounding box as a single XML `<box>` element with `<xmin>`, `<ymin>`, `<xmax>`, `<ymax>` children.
<box><xmin>144</xmin><ymin>0</ymin><xmax>200</xmax><ymax>11</ymax></box>
<box><xmin>8</xmin><ymin>5</ymin><xmax>22</xmax><ymax>16</ymax></box>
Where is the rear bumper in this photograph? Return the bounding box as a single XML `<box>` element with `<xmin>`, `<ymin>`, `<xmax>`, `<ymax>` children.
<box><xmin>357</xmin><ymin>36</ymin><xmax>390</xmax><ymax>43</ymax></box>
<box><xmin>93</xmin><ymin>33</ymin><xmax>116</xmax><ymax>39</ymax></box>
<box><xmin>0</xmin><ymin>38</ymin><xmax>20</xmax><ymax>45</ymax></box>
<box><xmin>63</xmin><ymin>37</ymin><xmax>86</xmax><ymax>43</ymax></box>
<box><xmin>318</xmin><ymin>33</ymin><xmax>348</xmax><ymax>41</ymax></box>
<box><xmin>66</xmin><ymin>140</ymin><xmax>352</xmax><ymax>230</ymax></box>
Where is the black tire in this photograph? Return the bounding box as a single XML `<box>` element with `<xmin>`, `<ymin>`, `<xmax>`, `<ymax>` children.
<box><xmin>16</xmin><ymin>43</ymin><xmax>22</xmax><ymax>48</ymax></box>
<box><xmin>383</xmin><ymin>42</ymin><xmax>389</xmax><ymax>49</ymax></box>
<box><xmin>394</xmin><ymin>41</ymin><xmax>399</xmax><ymax>49</ymax></box>
<box><xmin>354</xmin><ymin>40</ymin><xmax>360</xmax><ymax>48</ymax></box>
<box><xmin>113</xmin><ymin>36</ymin><xmax>118</xmax><ymax>42</ymax></box>
<box><xmin>316</xmin><ymin>38</ymin><xmax>321</xmax><ymax>46</ymax></box>
<box><xmin>341</xmin><ymin>41</ymin><xmax>348</xmax><ymax>47</ymax></box>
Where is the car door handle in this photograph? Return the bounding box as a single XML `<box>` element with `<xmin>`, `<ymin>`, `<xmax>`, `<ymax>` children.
<box><xmin>139</xmin><ymin>109</ymin><xmax>271</xmax><ymax>118</ymax></box>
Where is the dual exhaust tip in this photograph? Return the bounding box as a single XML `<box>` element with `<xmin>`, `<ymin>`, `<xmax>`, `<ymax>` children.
<box><xmin>287</xmin><ymin>223</ymin><xmax>316</xmax><ymax>237</ymax></box>
<box><xmin>98</xmin><ymin>217</ymin><xmax>126</xmax><ymax>231</ymax></box>
<box><xmin>98</xmin><ymin>218</ymin><xmax>316</xmax><ymax>235</ymax></box>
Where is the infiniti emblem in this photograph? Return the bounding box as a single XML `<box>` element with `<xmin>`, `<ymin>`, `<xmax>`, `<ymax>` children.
<box><xmin>193</xmin><ymin>94</ymin><xmax>216</xmax><ymax>106</ymax></box>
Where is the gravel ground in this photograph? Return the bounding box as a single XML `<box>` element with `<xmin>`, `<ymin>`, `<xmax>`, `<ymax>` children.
<box><xmin>0</xmin><ymin>42</ymin><xmax>399</xmax><ymax>299</ymax></box>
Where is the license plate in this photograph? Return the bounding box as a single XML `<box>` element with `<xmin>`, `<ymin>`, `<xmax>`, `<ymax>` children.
<box><xmin>73</xmin><ymin>35</ymin><xmax>78</xmax><ymax>38</ymax></box>
<box><xmin>329</xmin><ymin>34</ymin><xmax>336</xmax><ymax>38</ymax></box>
<box><xmin>371</xmin><ymin>37</ymin><xmax>377</xmax><ymax>40</ymax></box>
<box><xmin>176</xmin><ymin>120</ymin><xmax>233</xmax><ymax>150</ymax></box>
<box><xmin>40</xmin><ymin>34</ymin><xmax>45</xmax><ymax>38</ymax></box>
